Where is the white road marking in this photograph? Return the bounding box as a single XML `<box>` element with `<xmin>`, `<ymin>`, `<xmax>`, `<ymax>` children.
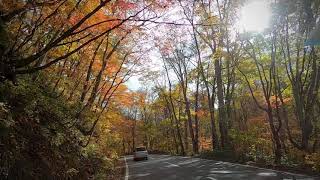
<box><xmin>204</xmin><ymin>177</ymin><xmax>217</xmax><ymax>180</ymax></box>
<box><xmin>177</xmin><ymin>159</ymin><xmax>200</xmax><ymax>165</ymax></box>
<box><xmin>257</xmin><ymin>172</ymin><xmax>277</xmax><ymax>176</ymax></box>
<box><xmin>135</xmin><ymin>173</ymin><xmax>151</xmax><ymax>177</ymax></box>
<box><xmin>165</xmin><ymin>162</ymin><xmax>180</xmax><ymax>167</ymax></box>
<box><xmin>194</xmin><ymin>176</ymin><xmax>219</xmax><ymax>180</ymax></box>
<box><xmin>216</xmin><ymin>160</ymin><xmax>312</xmax><ymax>178</ymax></box>
<box><xmin>132</xmin><ymin>155</ymin><xmax>315</xmax><ymax>179</ymax></box>
<box><xmin>124</xmin><ymin>156</ymin><xmax>129</xmax><ymax>180</ymax></box>
<box><xmin>210</xmin><ymin>170</ymin><xmax>233</xmax><ymax>174</ymax></box>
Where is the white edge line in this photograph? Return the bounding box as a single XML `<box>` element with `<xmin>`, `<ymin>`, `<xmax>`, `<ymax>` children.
<box><xmin>124</xmin><ymin>156</ymin><xmax>129</xmax><ymax>180</ymax></box>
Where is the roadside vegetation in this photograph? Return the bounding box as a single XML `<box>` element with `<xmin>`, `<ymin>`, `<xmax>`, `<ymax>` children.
<box><xmin>0</xmin><ymin>0</ymin><xmax>319</xmax><ymax>179</ymax></box>
<box><xmin>0</xmin><ymin>76</ymin><xmax>124</xmax><ymax>179</ymax></box>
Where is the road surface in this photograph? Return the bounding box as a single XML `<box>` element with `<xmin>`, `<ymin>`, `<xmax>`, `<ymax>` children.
<box><xmin>125</xmin><ymin>154</ymin><xmax>319</xmax><ymax>180</ymax></box>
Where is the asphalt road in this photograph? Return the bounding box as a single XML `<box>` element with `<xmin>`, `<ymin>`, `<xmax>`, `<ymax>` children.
<box><xmin>125</xmin><ymin>154</ymin><xmax>319</xmax><ymax>180</ymax></box>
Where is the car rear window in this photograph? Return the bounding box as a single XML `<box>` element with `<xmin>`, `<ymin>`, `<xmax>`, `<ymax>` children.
<box><xmin>136</xmin><ymin>147</ymin><xmax>146</xmax><ymax>151</ymax></box>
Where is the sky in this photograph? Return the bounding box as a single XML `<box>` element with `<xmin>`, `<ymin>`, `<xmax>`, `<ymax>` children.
<box><xmin>125</xmin><ymin>0</ymin><xmax>272</xmax><ymax>91</ymax></box>
<box><xmin>236</xmin><ymin>0</ymin><xmax>272</xmax><ymax>32</ymax></box>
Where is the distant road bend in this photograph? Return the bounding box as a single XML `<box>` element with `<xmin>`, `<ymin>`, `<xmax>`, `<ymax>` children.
<box><xmin>125</xmin><ymin>154</ymin><xmax>319</xmax><ymax>180</ymax></box>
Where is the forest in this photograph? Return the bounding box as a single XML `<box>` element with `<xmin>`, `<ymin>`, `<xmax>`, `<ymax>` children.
<box><xmin>0</xmin><ymin>0</ymin><xmax>319</xmax><ymax>179</ymax></box>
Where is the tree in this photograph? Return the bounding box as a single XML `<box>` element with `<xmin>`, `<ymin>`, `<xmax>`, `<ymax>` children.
<box><xmin>0</xmin><ymin>0</ymin><xmax>155</xmax><ymax>82</ymax></box>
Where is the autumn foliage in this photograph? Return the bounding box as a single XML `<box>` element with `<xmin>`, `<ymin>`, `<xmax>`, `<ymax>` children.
<box><xmin>0</xmin><ymin>0</ymin><xmax>320</xmax><ymax>179</ymax></box>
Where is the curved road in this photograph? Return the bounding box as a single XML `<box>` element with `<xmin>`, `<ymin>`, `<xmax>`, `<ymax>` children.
<box><xmin>125</xmin><ymin>154</ymin><xmax>319</xmax><ymax>180</ymax></box>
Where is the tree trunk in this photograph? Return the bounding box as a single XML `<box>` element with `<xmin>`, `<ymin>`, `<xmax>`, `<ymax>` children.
<box><xmin>182</xmin><ymin>86</ymin><xmax>197</xmax><ymax>154</ymax></box>
<box><xmin>191</xmin><ymin>19</ymin><xmax>219</xmax><ymax>150</ymax></box>
<box><xmin>266</xmin><ymin>107</ymin><xmax>282</xmax><ymax>164</ymax></box>
<box><xmin>215</xmin><ymin>58</ymin><xmax>228</xmax><ymax>149</ymax></box>
<box><xmin>194</xmin><ymin>72</ymin><xmax>200</xmax><ymax>154</ymax></box>
<box><xmin>164</xmin><ymin>62</ymin><xmax>185</xmax><ymax>155</ymax></box>
<box><xmin>80</xmin><ymin>38</ymin><xmax>104</xmax><ymax>102</ymax></box>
